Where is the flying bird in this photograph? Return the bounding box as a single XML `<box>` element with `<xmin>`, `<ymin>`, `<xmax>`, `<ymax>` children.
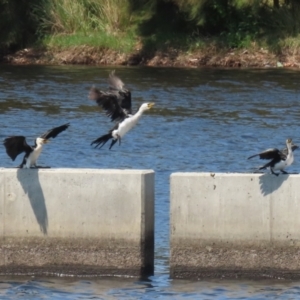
<box><xmin>248</xmin><ymin>138</ymin><xmax>297</xmax><ymax>176</ymax></box>
<box><xmin>3</xmin><ymin>123</ymin><xmax>70</xmax><ymax>168</ymax></box>
<box><xmin>89</xmin><ymin>71</ymin><xmax>155</xmax><ymax>149</ymax></box>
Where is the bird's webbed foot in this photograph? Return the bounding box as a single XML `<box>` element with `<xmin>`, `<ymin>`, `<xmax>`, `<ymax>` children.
<box><xmin>281</xmin><ymin>170</ymin><xmax>289</xmax><ymax>174</ymax></box>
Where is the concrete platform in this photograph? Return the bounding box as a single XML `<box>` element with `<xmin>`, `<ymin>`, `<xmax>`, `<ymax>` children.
<box><xmin>170</xmin><ymin>172</ymin><xmax>300</xmax><ymax>279</ymax></box>
<box><xmin>0</xmin><ymin>168</ymin><xmax>154</xmax><ymax>277</ymax></box>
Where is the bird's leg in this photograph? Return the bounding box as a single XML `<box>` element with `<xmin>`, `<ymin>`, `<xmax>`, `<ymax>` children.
<box><xmin>117</xmin><ymin>134</ymin><xmax>121</xmax><ymax>146</ymax></box>
<box><xmin>281</xmin><ymin>170</ymin><xmax>289</xmax><ymax>174</ymax></box>
<box><xmin>109</xmin><ymin>139</ymin><xmax>118</xmax><ymax>150</ymax></box>
<box><xmin>271</xmin><ymin>169</ymin><xmax>279</xmax><ymax>176</ymax></box>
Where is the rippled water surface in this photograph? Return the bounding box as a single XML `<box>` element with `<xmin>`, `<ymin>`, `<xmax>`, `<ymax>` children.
<box><xmin>1</xmin><ymin>65</ymin><xmax>300</xmax><ymax>299</ymax></box>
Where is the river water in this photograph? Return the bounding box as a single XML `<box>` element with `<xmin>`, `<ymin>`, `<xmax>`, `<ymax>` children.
<box><xmin>0</xmin><ymin>65</ymin><xmax>300</xmax><ymax>299</ymax></box>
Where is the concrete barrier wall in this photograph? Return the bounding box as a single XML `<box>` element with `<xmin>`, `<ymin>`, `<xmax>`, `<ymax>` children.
<box><xmin>0</xmin><ymin>168</ymin><xmax>154</xmax><ymax>277</ymax></box>
<box><xmin>170</xmin><ymin>172</ymin><xmax>300</xmax><ymax>279</ymax></box>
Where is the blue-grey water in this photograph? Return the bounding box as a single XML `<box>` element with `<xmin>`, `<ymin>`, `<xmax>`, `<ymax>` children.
<box><xmin>0</xmin><ymin>65</ymin><xmax>300</xmax><ymax>299</ymax></box>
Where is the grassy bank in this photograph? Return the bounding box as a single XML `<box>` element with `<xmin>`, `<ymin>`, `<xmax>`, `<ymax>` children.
<box><xmin>2</xmin><ymin>0</ymin><xmax>300</xmax><ymax>67</ymax></box>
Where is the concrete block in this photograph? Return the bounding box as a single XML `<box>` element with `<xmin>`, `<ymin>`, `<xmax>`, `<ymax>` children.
<box><xmin>0</xmin><ymin>168</ymin><xmax>154</xmax><ymax>277</ymax></box>
<box><xmin>170</xmin><ymin>172</ymin><xmax>300</xmax><ymax>279</ymax></box>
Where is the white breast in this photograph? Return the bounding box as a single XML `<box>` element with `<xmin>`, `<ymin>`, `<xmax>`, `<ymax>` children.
<box><xmin>273</xmin><ymin>152</ymin><xmax>294</xmax><ymax>170</ymax></box>
<box><xmin>25</xmin><ymin>145</ymin><xmax>43</xmax><ymax>168</ymax></box>
<box><xmin>113</xmin><ymin>116</ymin><xmax>139</xmax><ymax>139</ymax></box>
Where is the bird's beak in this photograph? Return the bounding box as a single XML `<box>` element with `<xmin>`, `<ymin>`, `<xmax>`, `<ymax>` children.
<box><xmin>43</xmin><ymin>139</ymin><xmax>49</xmax><ymax>144</ymax></box>
<box><xmin>148</xmin><ymin>102</ymin><xmax>155</xmax><ymax>109</ymax></box>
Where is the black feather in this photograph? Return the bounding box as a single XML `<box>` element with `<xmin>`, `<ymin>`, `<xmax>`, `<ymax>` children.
<box><xmin>91</xmin><ymin>133</ymin><xmax>112</xmax><ymax>149</ymax></box>
<box><xmin>40</xmin><ymin>123</ymin><xmax>70</xmax><ymax>139</ymax></box>
<box><xmin>248</xmin><ymin>144</ymin><xmax>298</xmax><ymax>160</ymax></box>
<box><xmin>248</xmin><ymin>148</ymin><xmax>282</xmax><ymax>160</ymax></box>
<box><xmin>89</xmin><ymin>71</ymin><xmax>132</xmax><ymax>122</ymax></box>
<box><xmin>3</xmin><ymin>123</ymin><xmax>70</xmax><ymax>163</ymax></box>
<box><xmin>3</xmin><ymin>136</ymin><xmax>32</xmax><ymax>161</ymax></box>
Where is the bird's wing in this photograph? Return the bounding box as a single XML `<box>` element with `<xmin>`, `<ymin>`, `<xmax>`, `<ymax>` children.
<box><xmin>40</xmin><ymin>123</ymin><xmax>70</xmax><ymax>139</ymax></box>
<box><xmin>108</xmin><ymin>71</ymin><xmax>132</xmax><ymax>114</ymax></box>
<box><xmin>108</xmin><ymin>70</ymin><xmax>125</xmax><ymax>91</ymax></box>
<box><xmin>3</xmin><ymin>136</ymin><xmax>32</xmax><ymax>161</ymax></box>
<box><xmin>89</xmin><ymin>87</ymin><xmax>128</xmax><ymax>122</ymax></box>
<box><xmin>248</xmin><ymin>148</ymin><xmax>281</xmax><ymax>160</ymax></box>
<box><xmin>119</xmin><ymin>90</ymin><xmax>132</xmax><ymax>115</ymax></box>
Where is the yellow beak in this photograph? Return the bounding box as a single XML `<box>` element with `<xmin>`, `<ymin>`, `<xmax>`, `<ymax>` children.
<box><xmin>148</xmin><ymin>102</ymin><xmax>155</xmax><ymax>109</ymax></box>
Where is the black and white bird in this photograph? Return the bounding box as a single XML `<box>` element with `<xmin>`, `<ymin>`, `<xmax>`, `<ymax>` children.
<box><xmin>248</xmin><ymin>138</ymin><xmax>298</xmax><ymax>175</ymax></box>
<box><xmin>3</xmin><ymin>123</ymin><xmax>70</xmax><ymax>168</ymax></box>
<box><xmin>89</xmin><ymin>71</ymin><xmax>155</xmax><ymax>149</ymax></box>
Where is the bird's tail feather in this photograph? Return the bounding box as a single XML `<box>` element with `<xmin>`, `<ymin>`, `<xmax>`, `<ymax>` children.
<box><xmin>247</xmin><ymin>153</ymin><xmax>259</xmax><ymax>160</ymax></box>
<box><xmin>91</xmin><ymin>133</ymin><xmax>112</xmax><ymax>149</ymax></box>
<box><xmin>258</xmin><ymin>161</ymin><xmax>272</xmax><ymax>170</ymax></box>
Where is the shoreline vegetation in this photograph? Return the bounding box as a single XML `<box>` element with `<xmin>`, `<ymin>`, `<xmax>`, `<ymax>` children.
<box><xmin>2</xmin><ymin>0</ymin><xmax>300</xmax><ymax>68</ymax></box>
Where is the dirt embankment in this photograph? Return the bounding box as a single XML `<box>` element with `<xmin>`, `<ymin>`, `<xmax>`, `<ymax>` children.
<box><xmin>2</xmin><ymin>46</ymin><xmax>300</xmax><ymax>68</ymax></box>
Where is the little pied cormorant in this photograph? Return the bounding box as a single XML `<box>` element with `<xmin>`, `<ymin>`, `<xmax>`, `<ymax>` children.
<box><xmin>89</xmin><ymin>71</ymin><xmax>155</xmax><ymax>150</ymax></box>
<box><xmin>248</xmin><ymin>138</ymin><xmax>298</xmax><ymax>176</ymax></box>
<box><xmin>3</xmin><ymin>123</ymin><xmax>70</xmax><ymax>168</ymax></box>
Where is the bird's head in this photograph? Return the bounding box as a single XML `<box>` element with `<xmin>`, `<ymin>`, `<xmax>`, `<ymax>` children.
<box><xmin>36</xmin><ymin>137</ymin><xmax>49</xmax><ymax>146</ymax></box>
<box><xmin>140</xmin><ymin>102</ymin><xmax>155</xmax><ymax>112</ymax></box>
<box><xmin>286</xmin><ymin>138</ymin><xmax>298</xmax><ymax>151</ymax></box>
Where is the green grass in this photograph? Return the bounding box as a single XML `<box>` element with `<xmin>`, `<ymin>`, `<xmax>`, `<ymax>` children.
<box><xmin>42</xmin><ymin>31</ymin><xmax>137</xmax><ymax>52</ymax></box>
<box><xmin>3</xmin><ymin>0</ymin><xmax>300</xmax><ymax>59</ymax></box>
<box><xmin>37</xmin><ymin>0</ymin><xmax>137</xmax><ymax>53</ymax></box>
<box><xmin>39</xmin><ymin>0</ymin><xmax>132</xmax><ymax>34</ymax></box>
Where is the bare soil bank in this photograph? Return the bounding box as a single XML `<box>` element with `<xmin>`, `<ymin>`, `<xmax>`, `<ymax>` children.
<box><xmin>2</xmin><ymin>46</ymin><xmax>300</xmax><ymax>68</ymax></box>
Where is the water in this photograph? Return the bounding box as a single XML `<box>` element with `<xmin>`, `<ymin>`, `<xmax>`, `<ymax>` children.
<box><xmin>1</xmin><ymin>65</ymin><xmax>300</xmax><ymax>299</ymax></box>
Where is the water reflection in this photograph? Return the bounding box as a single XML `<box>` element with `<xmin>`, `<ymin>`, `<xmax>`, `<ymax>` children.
<box><xmin>2</xmin><ymin>276</ymin><xmax>300</xmax><ymax>299</ymax></box>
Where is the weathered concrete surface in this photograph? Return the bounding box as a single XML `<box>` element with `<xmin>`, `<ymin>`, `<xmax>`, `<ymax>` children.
<box><xmin>170</xmin><ymin>172</ymin><xmax>300</xmax><ymax>279</ymax></box>
<box><xmin>0</xmin><ymin>168</ymin><xmax>154</xmax><ymax>277</ymax></box>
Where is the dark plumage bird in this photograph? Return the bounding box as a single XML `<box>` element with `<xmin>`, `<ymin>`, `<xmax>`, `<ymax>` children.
<box><xmin>89</xmin><ymin>71</ymin><xmax>155</xmax><ymax>150</ymax></box>
<box><xmin>3</xmin><ymin>123</ymin><xmax>70</xmax><ymax>168</ymax></box>
<box><xmin>248</xmin><ymin>138</ymin><xmax>297</xmax><ymax>175</ymax></box>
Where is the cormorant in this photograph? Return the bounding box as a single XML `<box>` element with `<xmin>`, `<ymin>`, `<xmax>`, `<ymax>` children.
<box><xmin>89</xmin><ymin>71</ymin><xmax>155</xmax><ymax>149</ymax></box>
<box><xmin>248</xmin><ymin>138</ymin><xmax>297</xmax><ymax>176</ymax></box>
<box><xmin>3</xmin><ymin>123</ymin><xmax>70</xmax><ymax>168</ymax></box>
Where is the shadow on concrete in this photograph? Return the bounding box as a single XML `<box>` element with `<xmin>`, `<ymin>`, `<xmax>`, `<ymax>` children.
<box><xmin>259</xmin><ymin>173</ymin><xmax>289</xmax><ymax>196</ymax></box>
<box><xmin>17</xmin><ymin>168</ymin><xmax>48</xmax><ymax>235</ymax></box>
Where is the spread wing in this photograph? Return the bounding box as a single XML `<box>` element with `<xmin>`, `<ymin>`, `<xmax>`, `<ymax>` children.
<box><xmin>89</xmin><ymin>87</ymin><xmax>128</xmax><ymax>122</ymax></box>
<box><xmin>89</xmin><ymin>71</ymin><xmax>132</xmax><ymax>122</ymax></box>
<box><xmin>248</xmin><ymin>144</ymin><xmax>298</xmax><ymax>161</ymax></box>
<box><xmin>40</xmin><ymin>123</ymin><xmax>70</xmax><ymax>139</ymax></box>
<box><xmin>108</xmin><ymin>71</ymin><xmax>132</xmax><ymax>114</ymax></box>
<box><xmin>248</xmin><ymin>148</ymin><xmax>282</xmax><ymax>160</ymax></box>
<box><xmin>3</xmin><ymin>136</ymin><xmax>32</xmax><ymax>161</ymax></box>
<box><xmin>108</xmin><ymin>70</ymin><xmax>125</xmax><ymax>91</ymax></box>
